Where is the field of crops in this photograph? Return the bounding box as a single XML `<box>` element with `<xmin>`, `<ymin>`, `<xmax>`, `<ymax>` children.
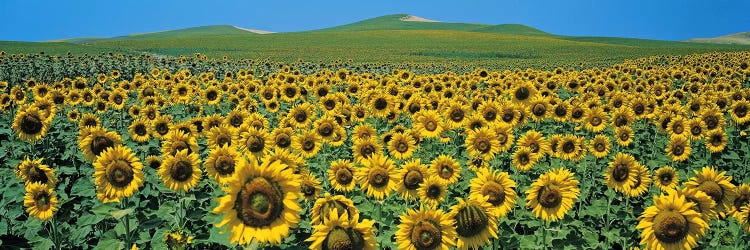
<box><xmin>1</xmin><ymin>50</ymin><xmax>750</xmax><ymax>250</ymax></box>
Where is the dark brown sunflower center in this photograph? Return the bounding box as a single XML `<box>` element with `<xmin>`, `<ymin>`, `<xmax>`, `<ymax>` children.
<box><xmin>91</xmin><ymin>136</ymin><xmax>115</xmax><ymax>156</ymax></box>
<box><xmin>615</xmin><ymin>116</ymin><xmax>628</xmax><ymax>127</ymax></box>
<box><xmin>107</xmin><ymin>160</ymin><xmax>135</xmax><ymax>188</ymax></box>
<box><xmin>450</xmin><ymin>109</ymin><xmax>465</xmax><ymax>122</ymax></box>
<box><xmin>705</xmin><ymin>116</ymin><xmax>719</xmax><ymax>130</ymax></box>
<box><xmin>170</xmin><ymin>160</ymin><xmax>193</xmax><ymax>182</ymax></box>
<box><xmin>426</xmin><ymin>184</ymin><xmax>442</xmax><ymax>199</ymax></box>
<box><xmin>336</xmin><ymin>168</ymin><xmax>353</xmax><ymax>185</ymax></box>
<box><xmin>532</xmin><ymin>104</ymin><xmax>546</xmax><ymax>116</ymax></box>
<box><xmin>652</xmin><ymin>211</ymin><xmax>689</xmax><ymax>244</ymax></box>
<box><xmin>498</xmin><ymin>133</ymin><xmax>508</xmax><ymax>144</ymax></box>
<box><xmin>246</xmin><ymin>136</ymin><xmax>264</xmax><ymax>153</ymax></box>
<box><xmin>672</xmin><ymin>144</ymin><xmax>684</xmax><ymax>156</ymax></box>
<box><xmin>216</xmin><ymin>135</ymin><xmax>231</xmax><ymax>147</ymax></box>
<box><xmin>275</xmin><ymin>134</ymin><xmax>290</xmax><ymax>148</ymax></box>
<box><xmin>229</xmin><ymin>115</ymin><xmax>243</xmax><ymax>127</ymax></box>
<box><xmin>324</xmin><ymin>227</ymin><xmax>365</xmax><ymax>250</ymax></box>
<box><xmin>410</xmin><ymin>221</ymin><xmax>442</xmax><ymax>250</ymax></box>
<box><xmin>368</xmin><ymin>168</ymin><xmax>389</xmax><ymax>188</ymax></box>
<box><xmin>34</xmin><ymin>193</ymin><xmax>51</xmax><ymax>211</ymax></box>
<box><xmin>374</xmin><ymin>98</ymin><xmax>388</xmax><ymax>110</ymax></box>
<box><xmin>710</xmin><ymin>134</ymin><xmax>724</xmax><ymax>146</ymax></box>
<box><xmin>439</xmin><ymin>165</ymin><xmax>453</xmax><ymax>179</ymax></box>
<box><xmin>697</xmin><ymin>181</ymin><xmax>724</xmax><ymax>204</ymax></box>
<box><xmin>571</xmin><ymin>109</ymin><xmax>583</xmax><ymax>119</ymax></box>
<box><xmin>590</xmin><ymin>117</ymin><xmax>602</xmax><ymax>126</ymax></box>
<box><xmin>634</xmin><ymin>104</ymin><xmax>645</xmax><ymax>115</ymax></box>
<box><xmin>502</xmin><ymin>111</ymin><xmax>515</xmax><ymax>122</ymax></box>
<box><xmin>734</xmin><ymin>193</ymin><xmax>749</xmax><ymax>210</ymax></box>
<box><xmin>518</xmin><ymin>152</ymin><xmax>530</xmax><ymax>165</ymax></box>
<box><xmin>134</xmin><ymin>124</ymin><xmax>147</xmax><ymax>136</ymax></box>
<box><xmin>594</xmin><ymin>142</ymin><xmax>606</xmax><ymax>152</ymax></box>
<box><xmin>28</xmin><ymin>166</ymin><xmax>49</xmax><ymax>184</ymax></box>
<box><xmin>484</xmin><ymin>110</ymin><xmax>497</xmax><ymax>121</ymax></box>
<box><xmin>690</xmin><ymin>125</ymin><xmax>702</xmax><ymax>136</ymax></box>
<box><xmin>215</xmin><ymin>155</ymin><xmax>235</xmax><ymax>175</ymax></box>
<box><xmin>301</xmin><ymin>183</ymin><xmax>316</xmax><ymax>196</ymax></box>
<box><xmin>148</xmin><ymin>159</ymin><xmax>161</xmax><ymax>169</ymax></box>
<box><xmin>396</xmin><ymin>140</ymin><xmax>409</xmax><ymax>153</ymax></box>
<box><xmin>403</xmin><ymin>170</ymin><xmax>423</xmax><ymax>190</ymax></box>
<box><xmin>659</xmin><ymin>172</ymin><xmax>674</xmax><ymax>186</ymax></box>
<box><xmin>673</xmin><ymin>124</ymin><xmax>684</xmax><ymax>134</ymax></box>
<box><xmin>156</xmin><ymin>122</ymin><xmax>169</xmax><ymax>135</ymax></box>
<box><xmin>113</xmin><ymin>95</ymin><xmax>123</xmax><ymax>104</ymax></box>
<box><xmin>554</xmin><ymin>105</ymin><xmax>567</xmax><ymax>117</ymax></box>
<box><xmin>538</xmin><ymin>186</ymin><xmax>562</xmax><ymax>208</ymax></box>
<box><xmin>735</xmin><ymin>105</ymin><xmax>748</xmax><ymax>118</ymax></box>
<box><xmin>424</xmin><ymin>121</ymin><xmax>437</xmax><ymax>132</ymax></box>
<box><xmin>514</xmin><ymin>87</ymin><xmax>530</xmax><ymax>100</ymax></box>
<box><xmin>235</xmin><ymin>177</ymin><xmax>284</xmax><ymax>227</ymax></box>
<box><xmin>562</xmin><ymin>141</ymin><xmax>575</xmax><ymax>154</ymax></box>
<box><xmin>475</xmin><ymin>139</ymin><xmax>491</xmax><ymax>153</ymax></box>
<box><xmin>619</xmin><ymin>131</ymin><xmax>630</xmax><ymax>142</ymax></box>
<box><xmin>455</xmin><ymin>204</ymin><xmax>489</xmax><ymax>237</ymax></box>
<box><xmin>318</xmin><ymin>124</ymin><xmax>333</xmax><ymax>137</ymax></box>
<box><xmin>360</xmin><ymin>145</ymin><xmax>375</xmax><ymax>158</ymax></box>
<box><xmin>206</xmin><ymin>90</ymin><xmax>218</xmax><ymax>101</ymax></box>
<box><xmin>482</xmin><ymin>181</ymin><xmax>506</xmax><ymax>206</ymax></box>
<box><xmin>20</xmin><ymin>113</ymin><xmax>43</xmax><ymax>135</ymax></box>
<box><xmin>612</xmin><ymin>164</ymin><xmax>630</xmax><ymax>182</ymax></box>
<box><xmin>302</xmin><ymin>138</ymin><xmax>316</xmax><ymax>151</ymax></box>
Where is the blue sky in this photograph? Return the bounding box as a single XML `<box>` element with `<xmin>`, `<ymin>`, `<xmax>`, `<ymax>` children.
<box><xmin>1</xmin><ymin>0</ymin><xmax>748</xmax><ymax>42</ymax></box>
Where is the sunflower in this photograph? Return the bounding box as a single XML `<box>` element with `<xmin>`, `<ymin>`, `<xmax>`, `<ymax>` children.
<box><xmin>300</xmin><ymin>170</ymin><xmax>323</xmax><ymax>202</ymax></box>
<box><xmin>527</xmin><ymin>95</ymin><xmax>550</xmax><ymax>122</ymax></box>
<box><xmin>313</xmin><ymin>115</ymin><xmax>338</xmax><ymax>142</ymax></box>
<box><xmin>667</xmin><ymin>115</ymin><xmax>688</xmax><ymax>138</ymax></box>
<box><xmin>443</xmin><ymin>101</ymin><xmax>469</xmax><ymax>129</ymax></box>
<box><xmin>730</xmin><ymin>184</ymin><xmax>750</xmax><ymax>218</ymax></box>
<box><xmin>497</xmin><ymin>102</ymin><xmax>520</xmax><ymax>127</ymax></box>
<box><xmin>270</xmin><ymin>127</ymin><xmax>294</xmax><ymax>150</ymax></box>
<box><xmin>512</xmin><ymin>147</ymin><xmax>538</xmax><ymax>171</ymax></box>
<box><xmin>307</xmin><ymin>208</ymin><xmax>377</xmax><ymax>250</ymax></box>
<box><xmin>225</xmin><ymin>109</ymin><xmax>249</xmax><ymax>129</ymax></box>
<box><xmin>293</xmin><ymin>130</ymin><xmax>322</xmax><ymax>159</ymax></box>
<box><xmin>675</xmin><ymin>186</ymin><xmax>717</xmax><ymax>221</ymax></box>
<box><xmin>159</xmin><ymin>149</ymin><xmax>202</xmax><ymax>192</ymax></box>
<box><xmin>161</xmin><ymin>130</ymin><xmax>198</xmax><ymax>157</ymax></box>
<box><xmin>517</xmin><ymin>130</ymin><xmax>550</xmax><ymax>156</ymax></box>
<box><xmin>356</xmin><ymin>154</ymin><xmax>397</xmax><ymax>200</ymax></box>
<box><xmin>588</xmin><ymin>135</ymin><xmax>611</xmax><ymax>158</ymax></box>
<box><xmin>79</xmin><ymin>126</ymin><xmax>123</xmax><ymax>162</ymax></box>
<box><xmin>369</xmin><ymin>92</ymin><xmax>395</xmax><ymax>118</ymax></box>
<box><xmin>493</xmin><ymin>124</ymin><xmax>515</xmax><ymax>153</ymax></box>
<box><xmin>684</xmin><ymin>166</ymin><xmax>738</xmax><ymax>215</ymax></box>
<box><xmin>205</xmin><ymin>145</ymin><xmax>240</xmax><ymax>184</ymax></box>
<box><xmin>526</xmin><ymin>168</ymin><xmax>580</xmax><ymax>222</ymax></box>
<box><xmin>737</xmin><ymin>205</ymin><xmax>750</xmax><ymax>233</ymax></box>
<box><xmin>414</xmin><ymin>110</ymin><xmax>444</xmax><ymax>139</ymax></box>
<box><xmin>108</xmin><ymin>89</ymin><xmax>127</xmax><ymax>110</ymax></box>
<box><xmin>311</xmin><ymin>193</ymin><xmax>360</xmax><ymax>225</ymax></box>
<box><xmin>583</xmin><ymin>107</ymin><xmax>608</xmax><ymax>132</ymax></box>
<box><xmin>387</xmin><ymin>132</ymin><xmax>417</xmax><ymax>160</ymax></box>
<box><xmin>92</xmin><ymin>145</ymin><xmax>144</xmax><ymax>202</ymax></box>
<box><xmin>203</xmin><ymin>86</ymin><xmax>222</xmax><ymax>106</ymax></box>
<box><xmin>666</xmin><ymin>135</ymin><xmax>691</xmax><ymax>162</ymax></box>
<box><xmin>352</xmin><ymin>137</ymin><xmax>382</xmax><ymax>163</ymax></box>
<box><xmin>419</xmin><ymin>176</ymin><xmax>448</xmax><ymax>208</ymax></box>
<box><xmin>557</xmin><ymin>135</ymin><xmax>586</xmax><ymax>162</ymax></box>
<box><xmin>202</xmin><ymin>114</ymin><xmax>224</xmax><ymax>131</ymax></box>
<box><xmin>429</xmin><ymin>155</ymin><xmax>460</xmax><ymax>185</ymax></box>
<box><xmin>469</xmin><ymin>168</ymin><xmax>517</xmax><ymax>218</ymax></box>
<box><xmin>203</xmin><ymin>125</ymin><xmax>232</xmax><ymax>149</ymax></box>
<box><xmin>704</xmin><ymin>129</ymin><xmax>727</xmax><ymax>153</ymax></box>
<box><xmin>686</xmin><ymin>118</ymin><xmax>706</xmax><ymax>140</ymax></box>
<box><xmin>701</xmin><ymin>106</ymin><xmax>725</xmax><ymax>131</ymax></box>
<box><xmin>477</xmin><ymin>101</ymin><xmax>501</xmax><ymax>125</ymax></box>
<box><xmin>23</xmin><ymin>182</ymin><xmax>58</xmax><ymax>221</ymax></box>
<box><xmin>465</xmin><ymin>127</ymin><xmax>500</xmax><ymax>161</ymax></box>
<box><xmin>614</xmin><ymin>126</ymin><xmax>635</xmax><ymax>147</ymax></box>
<box><xmin>627</xmin><ymin>163</ymin><xmax>652</xmax><ymax>197</ymax></box>
<box><xmin>12</xmin><ymin>105</ymin><xmax>50</xmax><ymax>142</ymax></box>
<box><xmin>395</xmin><ymin>206</ymin><xmax>457</xmax><ymax>250</ymax></box>
<box><xmin>611</xmin><ymin>107</ymin><xmax>635</xmax><ymax>128</ymax></box>
<box><xmin>145</xmin><ymin>155</ymin><xmax>162</xmax><ymax>169</ymax></box>
<box><xmin>605</xmin><ymin>152</ymin><xmax>638</xmax><ymax>194</ymax></box>
<box><xmin>447</xmin><ymin>196</ymin><xmax>499</xmax><ymax>250</ymax></box>
<box><xmin>237</xmin><ymin>126</ymin><xmax>270</xmax><ymax>158</ymax></box>
<box><xmin>653</xmin><ymin>166</ymin><xmax>679</xmax><ymax>191</ymax></box>
<box><xmin>128</xmin><ymin>119</ymin><xmax>150</xmax><ymax>142</ymax></box>
<box><xmin>511</xmin><ymin>81</ymin><xmax>537</xmax><ymax>105</ymax></box>
<box><xmin>636</xmin><ymin>189</ymin><xmax>708</xmax><ymax>250</ymax></box>
<box><xmin>396</xmin><ymin>159</ymin><xmax>428</xmax><ymax>200</ymax></box>
<box><xmin>150</xmin><ymin>115</ymin><xmax>172</xmax><ymax>139</ymax></box>
<box><xmin>212</xmin><ymin>157</ymin><xmax>301</xmax><ymax>245</ymax></box>
<box><xmin>352</xmin><ymin>124</ymin><xmax>377</xmax><ymax>140</ymax></box>
<box><xmin>730</xmin><ymin>100</ymin><xmax>750</xmax><ymax>124</ymax></box>
<box><xmin>288</xmin><ymin>103</ymin><xmax>315</xmax><ymax>129</ymax></box>
<box><xmin>15</xmin><ymin>157</ymin><xmax>57</xmax><ymax>187</ymax></box>
<box><xmin>328</xmin><ymin>159</ymin><xmax>358</xmax><ymax>192</ymax></box>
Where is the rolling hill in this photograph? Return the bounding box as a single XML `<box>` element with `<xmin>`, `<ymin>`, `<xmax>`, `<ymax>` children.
<box><xmin>686</xmin><ymin>32</ymin><xmax>750</xmax><ymax>45</ymax></box>
<box><xmin>1</xmin><ymin>14</ymin><xmax>748</xmax><ymax>70</ymax></box>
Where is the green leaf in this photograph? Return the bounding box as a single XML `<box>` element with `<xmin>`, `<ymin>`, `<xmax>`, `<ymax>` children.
<box><xmin>30</xmin><ymin>236</ymin><xmax>53</xmax><ymax>250</ymax></box>
<box><xmin>93</xmin><ymin>239</ymin><xmax>123</xmax><ymax>250</ymax></box>
<box><xmin>71</xmin><ymin>178</ymin><xmax>96</xmax><ymax>197</ymax></box>
<box><xmin>110</xmin><ymin>208</ymin><xmax>134</xmax><ymax>220</ymax></box>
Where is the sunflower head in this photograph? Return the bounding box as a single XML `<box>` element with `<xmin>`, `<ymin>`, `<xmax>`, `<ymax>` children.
<box><xmin>24</xmin><ymin>182</ymin><xmax>58</xmax><ymax>221</ymax></box>
<box><xmin>448</xmin><ymin>196</ymin><xmax>498</xmax><ymax>250</ymax></box>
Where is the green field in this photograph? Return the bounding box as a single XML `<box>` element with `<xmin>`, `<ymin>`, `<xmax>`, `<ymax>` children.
<box><xmin>2</xmin><ymin>14</ymin><xmax>749</xmax><ymax>70</ymax></box>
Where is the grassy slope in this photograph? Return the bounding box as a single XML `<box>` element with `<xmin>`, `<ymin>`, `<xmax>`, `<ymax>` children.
<box><xmin>317</xmin><ymin>14</ymin><xmax>490</xmax><ymax>32</ymax></box>
<box><xmin>687</xmin><ymin>32</ymin><xmax>750</xmax><ymax>45</ymax></box>
<box><xmin>0</xmin><ymin>41</ymin><xmax>131</xmax><ymax>55</ymax></box>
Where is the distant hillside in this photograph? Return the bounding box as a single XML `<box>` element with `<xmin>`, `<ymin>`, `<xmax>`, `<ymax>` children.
<box><xmin>317</xmin><ymin>14</ymin><xmax>491</xmax><ymax>32</ymax></box>
<box><xmin>57</xmin><ymin>25</ymin><xmax>270</xmax><ymax>44</ymax></box>
<box><xmin>473</xmin><ymin>24</ymin><xmax>551</xmax><ymax>36</ymax></box>
<box><xmin>687</xmin><ymin>32</ymin><xmax>750</xmax><ymax>45</ymax></box>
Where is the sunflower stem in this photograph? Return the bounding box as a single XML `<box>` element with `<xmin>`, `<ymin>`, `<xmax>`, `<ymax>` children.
<box><xmin>49</xmin><ymin>217</ymin><xmax>61</xmax><ymax>249</ymax></box>
<box><xmin>121</xmin><ymin>199</ymin><xmax>132</xmax><ymax>246</ymax></box>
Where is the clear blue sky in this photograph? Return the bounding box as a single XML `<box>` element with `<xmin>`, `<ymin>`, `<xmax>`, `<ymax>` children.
<box><xmin>1</xmin><ymin>0</ymin><xmax>748</xmax><ymax>42</ymax></box>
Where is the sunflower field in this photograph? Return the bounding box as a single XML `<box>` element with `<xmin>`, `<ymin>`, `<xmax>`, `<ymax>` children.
<box><xmin>1</xmin><ymin>50</ymin><xmax>750</xmax><ymax>250</ymax></box>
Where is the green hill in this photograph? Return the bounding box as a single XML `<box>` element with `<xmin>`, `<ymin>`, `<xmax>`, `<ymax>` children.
<box><xmin>317</xmin><ymin>14</ymin><xmax>490</xmax><ymax>32</ymax></box>
<box><xmin>473</xmin><ymin>24</ymin><xmax>551</xmax><ymax>36</ymax></box>
<box><xmin>687</xmin><ymin>32</ymin><xmax>750</xmax><ymax>45</ymax></box>
<box><xmin>108</xmin><ymin>25</ymin><xmax>261</xmax><ymax>40</ymax></box>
